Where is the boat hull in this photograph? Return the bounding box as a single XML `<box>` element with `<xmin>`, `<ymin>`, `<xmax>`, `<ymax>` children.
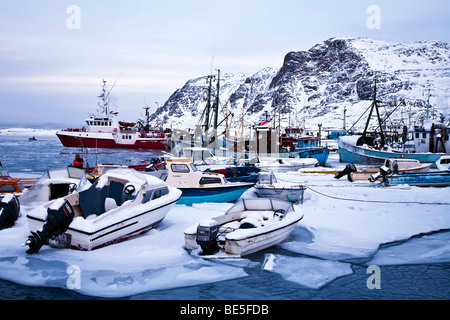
<box><xmin>338</xmin><ymin>135</ymin><xmax>446</xmax><ymax>165</ymax></box>
<box><xmin>298</xmin><ymin>147</ymin><xmax>330</xmax><ymax>166</ymax></box>
<box><xmin>26</xmin><ymin>198</ymin><xmax>179</xmax><ymax>251</ymax></box>
<box><xmin>224</xmin><ymin>217</ymin><xmax>301</xmax><ymax>256</ymax></box>
<box><xmin>56</xmin><ymin>132</ymin><xmax>168</xmax><ymax>149</ymax></box>
<box><xmin>254</xmin><ymin>186</ymin><xmax>305</xmax><ymax>203</ymax></box>
<box><xmin>177</xmin><ymin>184</ymin><xmax>253</xmax><ymax>205</ymax></box>
<box><xmin>383</xmin><ymin>171</ymin><xmax>450</xmax><ymax>187</ymax></box>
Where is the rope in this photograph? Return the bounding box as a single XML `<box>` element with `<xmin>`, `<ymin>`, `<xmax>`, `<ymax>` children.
<box><xmin>306</xmin><ymin>186</ymin><xmax>450</xmax><ymax>206</ymax></box>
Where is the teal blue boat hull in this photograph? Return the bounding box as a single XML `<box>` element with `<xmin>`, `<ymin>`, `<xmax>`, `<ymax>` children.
<box><xmin>176</xmin><ymin>184</ymin><xmax>254</xmax><ymax>205</ymax></box>
<box><xmin>298</xmin><ymin>147</ymin><xmax>330</xmax><ymax>166</ymax></box>
<box><xmin>338</xmin><ymin>135</ymin><xmax>447</xmax><ymax>165</ymax></box>
<box><xmin>383</xmin><ymin>171</ymin><xmax>450</xmax><ymax>187</ymax></box>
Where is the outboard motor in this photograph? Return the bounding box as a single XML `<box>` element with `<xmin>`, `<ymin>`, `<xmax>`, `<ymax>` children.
<box><xmin>25</xmin><ymin>198</ymin><xmax>74</xmax><ymax>254</ymax></box>
<box><xmin>369</xmin><ymin>165</ymin><xmax>392</xmax><ymax>182</ymax></box>
<box><xmin>0</xmin><ymin>194</ymin><xmax>20</xmax><ymax>230</ymax></box>
<box><xmin>196</xmin><ymin>219</ymin><xmax>219</xmax><ymax>255</ymax></box>
<box><xmin>334</xmin><ymin>163</ymin><xmax>357</xmax><ymax>179</ymax></box>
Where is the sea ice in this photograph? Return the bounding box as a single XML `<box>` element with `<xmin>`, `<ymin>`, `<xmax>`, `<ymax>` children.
<box><xmin>263</xmin><ymin>254</ymin><xmax>353</xmax><ymax>289</ymax></box>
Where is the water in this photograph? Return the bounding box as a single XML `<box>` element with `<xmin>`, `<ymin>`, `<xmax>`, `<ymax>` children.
<box><xmin>0</xmin><ymin>133</ymin><xmax>449</xmax><ymax>301</ymax></box>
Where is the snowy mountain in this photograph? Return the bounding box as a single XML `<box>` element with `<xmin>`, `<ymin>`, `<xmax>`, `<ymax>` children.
<box><xmin>150</xmin><ymin>37</ymin><xmax>450</xmax><ymax>131</ymax></box>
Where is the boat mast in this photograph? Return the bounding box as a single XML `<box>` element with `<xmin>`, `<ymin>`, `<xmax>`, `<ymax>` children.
<box><xmin>361</xmin><ymin>78</ymin><xmax>386</xmax><ymax>148</ymax></box>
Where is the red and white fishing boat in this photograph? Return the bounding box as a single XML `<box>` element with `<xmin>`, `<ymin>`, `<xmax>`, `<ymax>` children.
<box><xmin>56</xmin><ymin>80</ymin><xmax>170</xmax><ymax>150</ymax></box>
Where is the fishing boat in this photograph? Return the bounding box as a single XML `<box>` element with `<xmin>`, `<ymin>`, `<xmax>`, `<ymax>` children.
<box><xmin>184</xmin><ymin>198</ymin><xmax>304</xmax><ymax>257</ymax></box>
<box><xmin>19</xmin><ymin>167</ymin><xmax>90</xmax><ymax>206</ymax></box>
<box><xmin>254</xmin><ymin>172</ymin><xmax>306</xmax><ymax>203</ymax></box>
<box><xmin>24</xmin><ymin>168</ymin><xmax>181</xmax><ymax>253</ymax></box>
<box><xmin>164</xmin><ymin>158</ymin><xmax>254</xmax><ymax>205</ymax></box>
<box><xmin>436</xmin><ymin>155</ymin><xmax>450</xmax><ymax>171</ymax></box>
<box><xmin>383</xmin><ymin>171</ymin><xmax>450</xmax><ymax>187</ymax></box>
<box><xmin>335</xmin><ymin>158</ymin><xmax>432</xmax><ymax>182</ymax></box>
<box><xmin>338</xmin><ymin>81</ymin><xmax>450</xmax><ymax>165</ymax></box>
<box><xmin>281</xmin><ymin>129</ymin><xmax>330</xmax><ymax>166</ymax></box>
<box><xmin>297</xmin><ymin>136</ymin><xmax>330</xmax><ymax>166</ymax></box>
<box><xmin>56</xmin><ymin>80</ymin><xmax>169</xmax><ymax>150</ymax></box>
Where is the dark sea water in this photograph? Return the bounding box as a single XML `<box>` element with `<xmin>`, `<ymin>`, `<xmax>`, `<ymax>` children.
<box><xmin>0</xmin><ymin>133</ymin><xmax>449</xmax><ymax>302</ymax></box>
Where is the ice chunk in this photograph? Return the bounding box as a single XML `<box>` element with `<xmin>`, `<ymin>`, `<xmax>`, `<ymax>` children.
<box><xmin>367</xmin><ymin>231</ymin><xmax>450</xmax><ymax>266</ymax></box>
<box><xmin>263</xmin><ymin>254</ymin><xmax>353</xmax><ymax>289</ymax></box>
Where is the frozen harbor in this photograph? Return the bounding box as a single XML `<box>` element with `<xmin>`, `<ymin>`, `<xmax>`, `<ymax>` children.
<box><xmin>0</xmin><ymin>132</ymin><xmax>449</xmax><ymax>299</ymax></box>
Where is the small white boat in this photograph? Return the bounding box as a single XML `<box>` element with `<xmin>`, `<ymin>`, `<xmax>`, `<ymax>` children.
<box><xmin>254</xmin><ymin>172</ymin><xmax>306</xmax><ymax>203</ymax></box>
<box><xmin>254</xmin><ymin>156</ymin><xmax>318</xmax><ymax>172</ymax></box>
<box><xmin>184</xmin><ymin>198</ymin><xmax>304</xmax><ymax>257</ymax></box>
<box><xmin>24</xmin><ymin>168</ymin><xmax>181</xmax><ymax>253</ymax></box>
<box><xmin>436</xmin><ymin>155</ymin><xmax>450</xmax><ymax>171</ymax></box>
<box><xmin>19</xmin><ymin>167</ymin><xmax>90</xmax><ymax>206</ymax></box>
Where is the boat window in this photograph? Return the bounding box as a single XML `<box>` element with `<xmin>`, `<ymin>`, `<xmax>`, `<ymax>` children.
<box><xmin>423</xmin><ymin>133</ymin><xmax>427</xmax><ymax>139</ymax></box>
<box><xmin>415</xmin><ymin>133</ymin><xmax>419</xmax><ymax>139</ymax></box>
<box><xmin>199</xmin><ymin>177</ymin><xmax>222</xmax><ymax>185</ymax></box>
<box><xmin>190</xmin><ymin>163</ymin><xmax>198</xmax><ymax>172</ymax></box>
<box><xmin>142</xmin><ymin>191</ymin><xmax>152</xmax><ymax>204</ymax></box>
<box><xmin>0</xmin><ymin>184</ymin><xmax>17</xmax><ymax>192</ymax></box>
<box><xmin>171</xmin><ymin>164</ymin><xmax>190</xmax><ymax>173</ymax></box>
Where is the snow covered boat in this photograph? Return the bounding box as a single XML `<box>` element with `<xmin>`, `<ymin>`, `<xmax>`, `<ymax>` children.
<box><xmin>383</xmin><ymin>171</ymin><xmax>450</xmax><ymax>187</ymax></box>
<box><xmin>164</xmin><ymin>158</ymin><xmax>254</xmax><ymax>205</ymax></box>
<box><xmin>24</xmin><ymin>168</ymin><xmax>181</xmax><ymax>253</ymax></box>
<box><xmin>255</xmin><ymin>156</ymin><xmax>318</xmax><ymax>172</ymax></box>
<box><xmin>184</xmin><ymin>198</ymin><xmax>303</xmax><ymax>257</ymax></box>
<box><xmin>254</xmin><ymin>172</ymin><xmax>306</xmax><ymax>203</ymax></box>
<box><xmin>335</xmin><ymin>158</ymin><xmax>432</xmax><ymax>182</ymax></box>
<box><xmin>19</xmin><ymin>167</ymin><xmax>90</xmax><ymax>206</ymax></box>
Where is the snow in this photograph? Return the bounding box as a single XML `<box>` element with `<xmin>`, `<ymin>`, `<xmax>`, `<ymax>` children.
<box><xmin>0</xmin><ymin>154</ymin><xmax>449</xmax><ymax>297</ymax></box>
<box><xmin>0</xmin><ymin>128</ymin><xmax>57</xmax><ymax>136</ymax></box>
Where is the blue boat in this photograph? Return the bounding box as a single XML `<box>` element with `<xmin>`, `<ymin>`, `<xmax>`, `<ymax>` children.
<box><xmin>164</xmin><ymin>158</ymin><xmax>254</xmax><ymax>205</ymax></box>
<box><xmin>296</xmin><ymin>136</ymin><xmax>330</xmax><ymax>166</ymax></box>
<box><xmin>338</xmin><ymin>135</ymin><xmax>447</xmax><ymax>165</ymax></box>
<box><xmin>383</xmin><ymin>171</ymin><xmax>450</xmax><ymax>187</ymax></box>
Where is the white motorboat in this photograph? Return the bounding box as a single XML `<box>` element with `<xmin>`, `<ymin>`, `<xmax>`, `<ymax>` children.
<box><xmin>254</xmin><ymin>172</ymin><xmax>306</xmax><ymax>203</ymax></box>
<box><xmin>24</xmin><ymin>168</ymin><xmax>181</xmax><ymax>253</ymax></box>
<box><xmin>19</xmin><ymin>167</ymin><xmax>90</xmax><ymax>206</ymax></box>
<box><xmin>184</xmin><ymin>198</ymin><xmax>304</xmax><ymax>257</ymax></box>
<box><xmin>436</xmin><ymin>155</ymin><xmax>450</xmax><ymax>171</ymax></box>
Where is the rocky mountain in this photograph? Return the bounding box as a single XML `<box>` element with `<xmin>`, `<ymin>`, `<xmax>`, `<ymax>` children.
<box><xmin>150</xmin><ymin>37</ymin><xmax>450</xmax><ymax>132</ymax></box>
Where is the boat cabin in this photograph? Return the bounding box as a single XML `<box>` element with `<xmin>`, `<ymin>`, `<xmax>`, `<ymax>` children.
<box><xmin>0</xmin><ymin>167</ymin><xmax>26</xmax><ymax>196</ymax></box>
<box><xmin>67</xmin><ymin>169</ymin><xmax>169</xmax><ymax>219</ymax></box>
<box><xmin>297</xmin><ymin>136</ymin><xmax>319</xmax><ymax>150</ymax></box>
<box><xmin>165</xmin><ymin>158</ymin><xmax>227</xmax><ymax>187</ymax></box>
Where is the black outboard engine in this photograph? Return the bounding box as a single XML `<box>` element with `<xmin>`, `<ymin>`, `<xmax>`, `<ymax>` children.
<box><xmin>196</xmin><ymin>219</ymin><xmax>219</xmax><ymax>255</ymax></box>
<box><xmin>0</xmin><ymin>194</ymin><xmax>20</xmax><ymax>230</ymax></box>
<box><xmin>334</xmin><ymin>163</ymin><xmax>357</xmax><ymax>179</ymax></box>
<box><xmin>369</xmin><ymin>165</ymin><xmax>392</xmax><ymax>182</ymax></box>
<box><xmin>25</xmin><ymin>199</ymin><xmax>74</xmax><ymax>254</ymax></box>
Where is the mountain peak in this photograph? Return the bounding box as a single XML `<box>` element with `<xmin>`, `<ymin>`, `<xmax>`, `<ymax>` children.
<box><xmin>151</xmin><ymin>37</ymin><xmax>450</xmax><ymax>130</ymax></box>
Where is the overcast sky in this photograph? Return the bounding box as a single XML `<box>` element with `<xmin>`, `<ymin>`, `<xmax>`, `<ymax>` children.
<box><xmin>1</xmin><ymin>0</ymin><xmax>449</xmax><ymax>128</ymax></box>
